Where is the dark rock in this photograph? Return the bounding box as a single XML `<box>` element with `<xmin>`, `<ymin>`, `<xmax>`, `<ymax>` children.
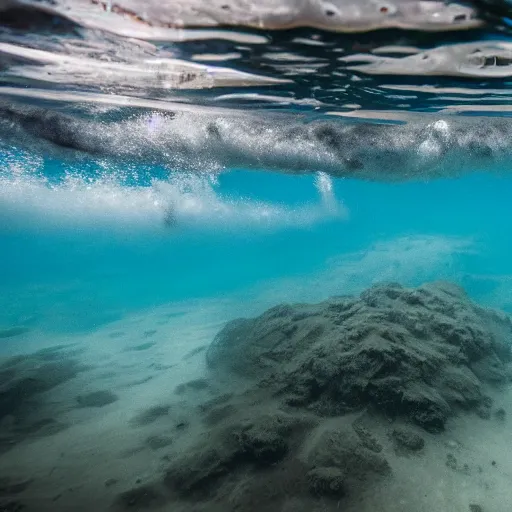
<box><xmin>471</xmin><ymin>354</ymin><xmax>508</xmax><ymax>383</ymax></box>
<box><xmin>166</xmin><ymin>281</ymin><xmax>512</xmax><ymax>510</ymax></box>
<box><xmin>34</xmin><ymin>345</ymin><xmax>80</xmax><ymax>361</ymax></box>
<box><xmin>128</xmin><ymin>343</ymin><xmax>155</xmax><ymax>352</ymax></box>
<box><xmin>0</xmin><ymin>352</ymin><xmax>81</xmax><ymax>451</ymax></box>
<box><xmin>0</xmin><ymin>500</ymin><xmax>25</xmax><ymax>512</ymax></box>
<box><xmin>476</xmin><ymin>406</ymin><xmax>491</xmax><ymax>420</ymax></box>
<box><xmin>446</xmin><ymin>454</ymin><xmax>471</xmax><ymax>475</ymax></box>
<box><xmin>235</xmin><ymin>414</ymin><xmax>290</xmax><ymax>466</ymax></box>
<box><xmin>146</xmin><ymin>435</ymin><xmax>173</xmax><ymax>450</ymax></box>
<box><xmin>434</xmin><ymin>367</ymin><xmax>482</xmax><ymax>407</ymax></box>
<box><xmin>400</xmin><ymin>386</ymin><xmax>450</xmax><ymax>433</ymax></box>
<box><xmin>16</xmin><ymin>418</ymin><xmax>67</xmax><ymax>437</ymax></box>
<box><xmin>164</xmin><ymin>444</ymin><xmax>239</xmax><ymax>498</ymax></box>
<box><xmin>77</xmin><ymin>390</ymin><xmax>118</xmax><ymax>408</ymax></box>
<box><xmin>130</xmin><ymin>406</ymin><xmax>170</xmax><ymax>427</ymax></box>
<box><xmin>0</xmin><ymin>477</ymin><xmax>32</xmax><ymax>496</ymax></box>
<box><xmin>308</xmin><ymin>428</ymin><xmax>391</xmax><ymax>484</ymax></box>
<box><xmin>164</xmin><ymin>412</ymin><xmax>310</xmax><ymax>498</ymax></box>
<box><xmin>0</xmin><ymin>357</ymin><xmax>80</xmax><ymax>421</ymax></box>
<box><xmin>352</xmin><ymin>424</ymin><xmax>383</xmax><ymax>453</ymax></box>
<box><xmin>482</xmin><ymin>396</ymin><xmax>494</xmax><ymax>408</ymax></box>
<box><xmin>446</xmin><ymin>453</ymin><xmax>458</xmax><ymax>471</ymax></box>
<box><xmin>391</xmin><ymin>428</ymin><xmax>425</xmax><ymax>452</ymax></box>
<box><xmin>307</xmin><ymin>467</ymin><xmax>345</xmax><ymax>497</ymax></box>
<box><xmin>116</xmin><ymin>484</ymin><xmax>165</xmax><ymax>509</ymax></box>
<box><xmin>494</xmin><ymin>408</ymin><xmax>506</xmax><ymax>421</ymax></box>
<box><xmin>182</xmin><ymin>345</ymin><xmax>207</xmax><ymax>360</ymax></box>
<box><xmin>198</xmin><ymin>393</ymin><xmax>233</xmax><ymax>413</ymax></box>
<box><xmin>175</xmin><ymin>419</ymin><xmax>189</xmax><ymax>430</ymax></box>
<box><xmin>175</xmin><ymin>379</ymin><xmax>209</xmax><ymax>395</ymax></box>
<box><xmin>469</xmin><ymin>504</ymin><xmax>483</xmax><ymax>512</ymax></box>
<box><xmin>203</xmin><ymin>404</ymin><xmax>237</xmax><ymax>426</ymax></box>
<box><xmin>206</xmin><ymin>282</ymin><xmax>512</xmax><ymax>432</ymax></box>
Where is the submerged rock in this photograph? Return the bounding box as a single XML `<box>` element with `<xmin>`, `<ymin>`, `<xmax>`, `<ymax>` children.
<box><xmin>0</xmin><ymin>477</ymin><xmax>32</xmax><ymax>496</ymax></box>
<box><xmin>130</xmin><ymin>405</ymin><xmax>170</xmax><ymax>427</ymax></box>
<box><xmin>76</xmin><ymin>390</ymin><xmax>118</xmax><ymax>408</ymax></box>
<box><xmin>207</xmin><ymin>281</ymin><xmax>512</xmax><ymax>432</ymax></box>
<box><xmin>164</xmin><ymin>411</ymin><xmax>311</xmax><ymax>498</ymax></box>
<box><xmin>0</xmin><ymin>351</ymin><xmax>82</xmax><ymax>450</ymax></box>
<box><xmin>146</xmin><ymin>435</ymin><xmax>173</xmax><ymax>451</ymax></box>
<box><xmin>115</xmin><ymin>484</ymin><xmax>166</xmax><ymax>509</ymax></box>
<box><xmin>0</xmin><ymin>357</ymin><xmax>80</xmax><ymax>421</ymax></box>
<box><xmin>307</xmin><ymin>467</ymin><xmax>345</xmax><ymax>497</ymax></box>
<box><xmin>308</xmin><ymin>427</ymin><xmax>391</xmax><ymax>482</ymax></box>
<box><xmin>154</xmin><ymin>282</ymin><xmax>512</xmax><ymax>511</ymax></box>
<box><xmin>0</xmin><ymin>500</ymin><xmax>25</xmax><ymax>512</ymax></box>
<box><xmin>235</xmin><ymin>414</ymin><xmax>295</xmax><ymax>466</ymax></box>
<box><xmin>164</xmin><ymin>442</ymin><xmax>240</xmax><ymax>498</ymax></box>
<box><xmin>391</xmin><ymin>427</ymin><xmax>425</xmax><ymax>452</ymax></box>
<box><xmin>495</xmin><ymin>407</ymin><xmax>507</xmax><ymax>421</ymax></box>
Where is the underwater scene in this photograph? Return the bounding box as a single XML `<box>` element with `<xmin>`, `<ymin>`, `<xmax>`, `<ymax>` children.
<box><xmin>2</xmin><ymin>1</ymin><xmax>512</xmax><ymax>511</ymax></box>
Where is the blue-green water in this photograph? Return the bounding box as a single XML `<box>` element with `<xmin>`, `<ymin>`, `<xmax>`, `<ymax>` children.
<box><xmin>2</xmin><ymin>158</ymin><xmax>512</xmax><ymax>332</ymax></box>
<box><xmin>3</xmin><ymin>2</ymin><xmax>512</xmax><ymax>510</ymax></box>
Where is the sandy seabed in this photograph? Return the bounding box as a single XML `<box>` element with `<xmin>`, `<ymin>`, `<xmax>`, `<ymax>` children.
<box><xmin>0</xmin><ymin>281</ymin><xmax>511</xmax><ymax>512</ymax></box>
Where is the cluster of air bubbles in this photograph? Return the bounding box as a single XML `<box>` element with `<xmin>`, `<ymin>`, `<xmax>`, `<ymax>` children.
<box><xmin>0</xmin><ymin>147</ymin><xmax>346</xmax><ymax>233</ymax></box>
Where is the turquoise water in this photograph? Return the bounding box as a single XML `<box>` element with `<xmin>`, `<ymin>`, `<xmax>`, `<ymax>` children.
<box><xmin>3</xmin><ymin>3</ymin><xmax>512</xmax><ymax>511</ymax></box>
<box><xmin>2</xmin><ymin>113</ymin><xmax>512</xmax><ymax>512</ymax></box>
<box><xmin>2</xmin><ymin>159</ymin><xmax>512</xmax><ymax>333</ymax></box>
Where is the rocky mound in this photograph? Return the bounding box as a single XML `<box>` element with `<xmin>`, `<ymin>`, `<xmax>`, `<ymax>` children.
<box><xmin>207</xmin><ymin>281</ymin><xmax>512</xmax><ymax>432</ymax></box>
<box><xmin>110</xmin><ymin>282</ymin><xmax>512</xmax><ymax>512</ymax></box>
<box><xmin>160</xmin><ymin>407</ymin><xmax>391</xmax><ymax>512</ymax></box>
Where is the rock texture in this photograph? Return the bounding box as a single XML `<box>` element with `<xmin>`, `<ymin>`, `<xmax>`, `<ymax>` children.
<box><xmin>0</xmin><ymin>347</ymin><xmax>83</xmax><ymax>451</ymax></box>
<box><xmin>207</xmin><ymin>281</ymin><xmax>512</xmax><ymax>432</ymax></box>
<box><xmin>112</xmin><ymin>281</ymin><xmax>512</xmax><ymax>512</ymax></box>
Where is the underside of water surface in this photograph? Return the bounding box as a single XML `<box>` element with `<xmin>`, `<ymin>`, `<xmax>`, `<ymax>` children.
<box><xmin>1</xmin><ymin>1</ymin><xmax>512</xmax><ymax>512</ymax></box>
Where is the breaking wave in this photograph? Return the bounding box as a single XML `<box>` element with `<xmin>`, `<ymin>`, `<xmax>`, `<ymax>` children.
<box><xmin>0</xmin><ymin>148</ymin><xmax>346</xmax><ymax>233</ymax></box>
<box><xmin>2</xmin><ymin>98</ymin><xmax>512</xmax><ymax>183</ymax></box>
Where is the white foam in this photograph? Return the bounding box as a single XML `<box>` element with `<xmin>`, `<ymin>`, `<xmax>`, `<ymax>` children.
<box><xmin>0</xmin><ymin>154</ymin><xmax>347</xmax><ymax>233</ymax></box>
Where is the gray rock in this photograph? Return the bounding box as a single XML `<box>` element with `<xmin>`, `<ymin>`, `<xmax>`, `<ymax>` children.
<box><xmin>308</xmin><ymin>428</ymin><xmax>391</xmax><ymax>483</ymax></box>
<box><xmin>391</xmin><ymin>428</ymin><xmax>425</xmax><ymax>451</ymax></box>
<box><xmin>207</xmin><ymin>282</ymin><xmax>512</xmax><ymax>432</ymax></box>
<box><xmin>76</xmin><ymin>390</ymin><xmax>118</xmax><ymax>408</ymax></box>
<box><xmin>146</xmin><ymin>435</ymin><xmax>173</xmax><ymax>451</ymax></box>
<box><xmin>307</xmin><ymin>467</ymin><xmax>345</xmax><ymax>497</ymax></box>
<box><xmin>130</xmin><ymin>406</ymin><xmax>170</xmax><ymax>427</ymax></box>
<box><xmin>116</xmin><ymin>484</ymin><xmax>165</xmax><ymax>509</ymax></box>
<box><xmin>495</xmin><ymin>408</ymin><xmax>506</xmax><ymax>422</ymax></box>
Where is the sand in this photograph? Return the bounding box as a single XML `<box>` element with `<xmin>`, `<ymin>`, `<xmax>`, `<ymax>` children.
<box><xmin>0</xmin><ymin>282</ymin><xmax>511</xmax><ymax>512</ymax></box>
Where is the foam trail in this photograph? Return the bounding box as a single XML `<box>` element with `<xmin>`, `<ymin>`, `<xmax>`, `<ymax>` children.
<box><xmin>1</xmin><ymin>100</ymin><xmax>512</xmax><ymax>182</ymax></box>
<box><xmin>0</xmin><ymin>159</ymin><xmax>345</xmax><ymax>233</ymax></box>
